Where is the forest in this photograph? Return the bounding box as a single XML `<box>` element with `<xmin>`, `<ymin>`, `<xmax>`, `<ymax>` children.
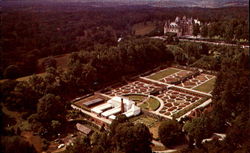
<box><xmin>1</xmin><ymin>3</ymin><xmax>249</xmax><ymax>79</ymax></box>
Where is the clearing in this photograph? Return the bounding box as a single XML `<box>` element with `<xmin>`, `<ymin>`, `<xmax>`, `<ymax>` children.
<box><xmin>37</xmin><ymin>53</ymin><xmax>71</xmax><ymax>73</ymax></box>
<box><xmin>132</xmin><ymin>22</ymin><xmax>156</xmax><ymax>36</ymax></box>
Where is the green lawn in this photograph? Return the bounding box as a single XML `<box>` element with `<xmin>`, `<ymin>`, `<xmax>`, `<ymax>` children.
<box><xmin>147</xmin><ymin>68</ymin><xmax>180</xmax><ymax>80</ymax></box>
<box><xmin>148</xmin><ymin>97</ymin><xmax>161</xmax><ymax>111</ymax></box>
<box><xmin>138</xmin><ymin>97</ymin><xmax>160</xmax><ymax>111</ymax></box>
<box><xmin>139</xmin><ymin>102</ymin><xmax>148</xmax><ymax>109</ymax></box>
<box><xmin>124</xmin><ymin>94</ymin><xmax>160</xmax><ymax>111</ymax></box>
<box><xmin>193</xmin><ymin>77</ymin><xmax>216</xmax><ymax>93</ymax></box>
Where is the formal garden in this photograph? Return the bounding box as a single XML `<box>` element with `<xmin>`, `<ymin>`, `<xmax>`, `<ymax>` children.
<box><xmin>177</xmin><ymin>73</ymin><xmax>215</xmax><ymax>89</ymax></box>
<box><xmin>157</xmin><ymin>89</ymin><xmax>203</xmax><ymax>116</ymax></box>
<box><xmin>100</xmin><ymin>66</ymin><xmax>212</xmax><ymax>119</ymax></box>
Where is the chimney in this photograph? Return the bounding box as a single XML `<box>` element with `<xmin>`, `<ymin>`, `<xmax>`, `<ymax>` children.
<box><xmin>121</xmin><ymin>98</ymin><xmax>124</xmax><ymax>113</ymax></box>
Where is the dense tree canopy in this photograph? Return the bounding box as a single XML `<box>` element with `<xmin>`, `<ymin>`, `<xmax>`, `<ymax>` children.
<box><xmin>184</xmin><ymin>117</ymin><xmax>213</xmax><ymax>148</ymax></box>
<box><xmin>182</xmin><ymin>46</ymin><xmax>250</xmax><ymax>152</ymax></box>
<box><xmin>37</xmin><ymin>94</ymin><xmax>65</xmax><ymax>122</ymax></box>
<box><xmin>113</xmin><ymin>122</ymin><xmax>152</xmax><ymax>153</ymax></box>
<box><xmin>158</xmin><ymin>120</ymin><xmax>183</xmax><ymax>147</ymax></box>
<box><xmin>65</xmin><ymin>38</ymin><xmax>174</xmax><ymax>92</ymax></box>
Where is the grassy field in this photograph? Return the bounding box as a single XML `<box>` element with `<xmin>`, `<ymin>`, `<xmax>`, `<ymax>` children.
<box><xmin>37</xmin><ymin>53</ymin><xmax>71</xmax><ymax>72</ymax></box>
<box><xmin>132</xmin><ymin>22</ymin><xmax>156</xmax><ymax>36</ymax></box>
<box><xmin>147</xmin><ymin>68</ymin><xmax>181</xmax><ymax>80</ymax></box>
<box><xmin>193</xmin><ymin>77</ymin><xmax>216</xmax><ymax>93</ymax></box>
<box><xmin>0</xmin><ymin>53</ymin><xmax>71</xmax><ymax>83</ymax></box>
<box><xmin>16</xmin><ymin>73</ymin><xmax>47</xmax><ymax>82</ymax></box>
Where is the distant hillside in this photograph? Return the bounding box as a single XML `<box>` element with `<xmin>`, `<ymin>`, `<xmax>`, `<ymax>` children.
<box><xmin>2</xmin><ymin>0</ymin><xmax>249</xmax><ymax>8</ymax></box>
<box><xmin>35</xmin><ymin>0</ymin><xmax>249</xmax><ymax>8</ymax></box>
<box><xmin>125</xmin><ymin>0</ymin><xmax>249</xmax><ymax>8</ymax></box>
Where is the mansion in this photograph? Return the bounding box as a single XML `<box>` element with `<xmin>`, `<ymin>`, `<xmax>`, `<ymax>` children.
<box><xmin>164</xmin><ymin>16</ymin><xmax>201</xmax><ymax>37</ymax></box>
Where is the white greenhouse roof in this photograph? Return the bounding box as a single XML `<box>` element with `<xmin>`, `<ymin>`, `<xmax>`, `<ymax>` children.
<box><xmin>102</xmin><ymin>107</ymin><xmax>121</xmax><ymax>117</ymax></box>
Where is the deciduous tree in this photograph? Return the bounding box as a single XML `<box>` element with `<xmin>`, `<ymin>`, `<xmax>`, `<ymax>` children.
<box><xmin>37</xmin><ymin>94</ymin><xmax>65</xmax><ymax>122</ymax></box>
<box><xmin>158</xmin><ymin>120</ymin><xmax>183</xmax><ymax>147</ymax></box>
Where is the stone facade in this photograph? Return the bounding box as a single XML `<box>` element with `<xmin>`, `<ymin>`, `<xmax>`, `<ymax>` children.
<box><xmin>164</xmin><ymin>16</ymin><xmax>200</xmax><ymax>37</ymax></box>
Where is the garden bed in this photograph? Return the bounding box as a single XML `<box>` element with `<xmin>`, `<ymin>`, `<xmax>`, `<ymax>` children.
<box><xmin>172</xmin><ymin>97</ymin><xmax>210</xmax><ymax>119</ymax></box>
